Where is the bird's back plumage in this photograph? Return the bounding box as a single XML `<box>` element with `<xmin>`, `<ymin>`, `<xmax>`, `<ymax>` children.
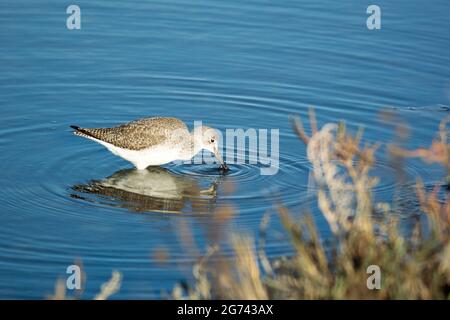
<box><xmin>71</xmin><ymin>117</ymin><xmax>188</xmax><ymax>150</ymax></box>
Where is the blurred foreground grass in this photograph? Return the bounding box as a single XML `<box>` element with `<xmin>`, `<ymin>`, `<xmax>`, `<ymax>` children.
<box><xmin>172</xmin><ymin>111</ymin><xmax>450</xmax><ymax>300</ymax></box>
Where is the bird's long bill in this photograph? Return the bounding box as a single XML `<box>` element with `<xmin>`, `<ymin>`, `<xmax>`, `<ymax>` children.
<box><xmin>214</xmin><ymin>147</ymin><xmax>229</xmax><ymax>171</ymax></box>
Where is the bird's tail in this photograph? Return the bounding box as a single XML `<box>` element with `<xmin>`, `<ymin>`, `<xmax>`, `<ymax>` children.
<box><xmin>70</xmin><ymin>125</ymin><xmax>96</xmax><ymax>139</ymax></box>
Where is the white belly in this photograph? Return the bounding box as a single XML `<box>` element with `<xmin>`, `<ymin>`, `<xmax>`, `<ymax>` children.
<box><xmin>85</xmin><ymin>136</ymin><xmax>180</xmax><ymax>170</ymax></box>
<box><xmin>110</xmin><ymin>145</ymin><xmax>179</xmax><ymax>169</ymax></box>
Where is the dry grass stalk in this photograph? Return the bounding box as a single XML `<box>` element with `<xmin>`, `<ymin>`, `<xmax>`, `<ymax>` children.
<box><xmin>389</xmin><ymin>115</ymin><xmax>450</xmax><ymax>183</ymax></box>
<box><xmin>223</xmin><ymin>235</ymin><xmax>268</xmax><ymax>300</ymax></box>
<box><xmin>94</xmin><ymin>270</ymin><xmax>122</xmax><ymax>300</ymax></box>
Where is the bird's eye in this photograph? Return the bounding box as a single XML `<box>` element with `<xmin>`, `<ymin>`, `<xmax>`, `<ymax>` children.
<box><xmin>210</xmin><ymin>138</ymin><xmax>215</xmax><ymax>143</ymax></box>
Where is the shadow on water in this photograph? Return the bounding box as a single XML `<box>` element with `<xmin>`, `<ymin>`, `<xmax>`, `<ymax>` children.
<box><xmin>71</xmin><ymin>167</ymin><xmax>221</xmax><ymax>214</ymax></box>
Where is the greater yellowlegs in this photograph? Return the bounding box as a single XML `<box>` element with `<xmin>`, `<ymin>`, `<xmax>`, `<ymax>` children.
<box><xmin>71</xmin><ymin>117</ymin><xmax>228</xmax><ymax>171</ymax></box>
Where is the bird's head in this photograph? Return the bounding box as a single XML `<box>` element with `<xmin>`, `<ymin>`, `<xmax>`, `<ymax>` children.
<box><xmin>193</xmin><ymin>126</ymin><xmax>228</xmax><ymax>171</ymax></box>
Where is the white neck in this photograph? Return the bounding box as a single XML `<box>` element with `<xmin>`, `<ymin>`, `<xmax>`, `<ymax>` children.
<box><xmin>177</xmin><ymin>132</ymin><xmax>203</xmax><ymax>160</ymax></box>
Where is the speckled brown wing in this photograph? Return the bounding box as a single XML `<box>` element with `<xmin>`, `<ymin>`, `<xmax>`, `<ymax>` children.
<box><xmin>72</xmin><ymin>117</ymin><xmax>189</xmax><ymax>150</ymax></box>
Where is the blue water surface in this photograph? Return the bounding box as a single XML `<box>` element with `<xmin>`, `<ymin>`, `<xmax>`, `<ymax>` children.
<box><xmin>0</xmin><ymin>0</ymin><xmax>449</xmax><ymax>299</ymax></box>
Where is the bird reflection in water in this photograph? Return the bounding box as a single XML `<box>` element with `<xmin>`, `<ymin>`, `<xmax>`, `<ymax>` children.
<box><xmin>71</xmin><ymin>167</ymin><xmax>219</xmax><ymax>214</ymax></box>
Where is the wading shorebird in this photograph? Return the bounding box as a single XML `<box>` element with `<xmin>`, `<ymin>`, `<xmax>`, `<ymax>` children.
<box><xmin>70</xmin><ymin>117</ymin><xmax>228</xmax><ymax>171</ymax></box>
